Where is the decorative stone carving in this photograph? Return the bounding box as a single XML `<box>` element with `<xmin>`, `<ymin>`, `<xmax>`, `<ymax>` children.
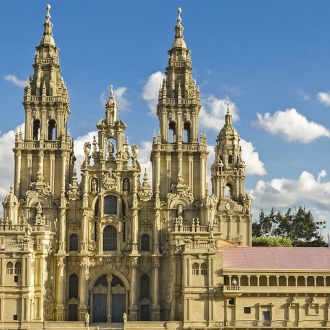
<box><xmin>102</xmin><ymin>168</ymin><xmax>117</xmax><ymax>190</ymax></box>
<box><xmin>138</xmin><ymin>169</ymin><xmax>152</xmax><ymax>201</ymax></box>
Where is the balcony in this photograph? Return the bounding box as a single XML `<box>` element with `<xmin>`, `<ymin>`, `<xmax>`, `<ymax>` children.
<box><xmin>223</xmin><ymin>285</ymin><xmax>242</xmax><ymax>298</ymax></box>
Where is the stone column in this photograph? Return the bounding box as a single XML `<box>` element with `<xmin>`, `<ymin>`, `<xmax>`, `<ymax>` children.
<box><xmin>152</xmin><ymin>259</ymin><xmax>160</xmax><ymax>320</ymax></box>
<box><xmin>50</xmin><ymin>154</ymin><xmax>55</xmax><ymax>195</ymax></box>
<box><xmin>153</xmin><ymin>211</ymin><xmax>160</xmax><ymax>254</ymax></box>
<box><xmin>131</xmin><ymin>210</ymin><xmax>138</xmax><ymax>253</ymax></box>
<box><xmin>79</xmin><ymin>259</ymin><xmax>89</xmax><ymax>320</ymax></box>
<box><xmin>107</xmin><ymin>274</ymin><xmax>113</xmax><ymax>322</ymax></box>
<box><xmin>129</xmin><ymin>258</ymin><xmax>138</xmax><ymax>321</ymax></box>
<box><xmin>14</xmin><ymin>150</ymin><xmax>21</xmax><ymax>197</ymax></box>
<box><xmin>80</xmin><ymin>212</ymin><xmax>88</xmax><ymax>253</ymax></box>
<box><xmin>55</xmin><ymin>257</ymin><xmax>65</xmax><ymax>321</ymax></box>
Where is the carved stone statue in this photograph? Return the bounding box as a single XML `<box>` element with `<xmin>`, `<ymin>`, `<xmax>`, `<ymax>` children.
<box><xmin>85</xmin><ymin>311</ymin><xmax>89</xmax><ymax>324</ymax></box>
<box><xmin>36</xmin><ymin>201</ymin><xmax>43</xmax><ymax>215</ymax></box>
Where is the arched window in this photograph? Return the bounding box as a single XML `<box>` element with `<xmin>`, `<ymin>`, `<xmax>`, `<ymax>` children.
<box><xmin>104</xmin><ymin>195</ymin><xmax>117</xmax><ymax>215</ymax></box>
<box><xmin>69</xmin><ymin>234</ymin><xmax>79</xmax><ymax>251</ymax></box>
<box><xmin>225</xmin><ymin>184</ymin><xmax>232</xmax><ymax>198</ymax></box>
<box><xmin>169</xmin><ymin>122</ymin><xmax>176</xmax><ymax>142</ymax></box>
<box><xmin>140</xmin><ymin>274</ymin><xmax>150</xmax><ymax>299</ymax></box>
<box><xmin>123</xmin><ymin>178</ymin><xmax>130</xmax><ymax>192</ymax></box>
<box><xmin>69</xmin><ymin>274</ymin><xmax>79</xmax><ymax>299</ymax></box>
<box><xmin>201</xmin><ymin>263</ymin><xmax>207</xmax><ymax>275</ymax></box>
<box><xmin>33</xmin><ymin>120</ymin><xmax>40</xmax><ymax>140</ymax></box>
<box><xmin>192</xmin><ymin>263</ymin><xmax>199</xmax><ymax>275</ymax></box>
<box><xmin>103</xmin><ymin>225</ymin><xmax>117</xmax><ymax>251</ymax></box>
<box><xmin>183</xmin><ymin>122</ymin><xmax>191</xmax><ymax>142</ymax></box>
<box><xmin>141</xmin><ymin>234</ymin><xmax>150</xmax><ymax>252</ymax></box>
<box><xmin>6</xmin><ymin>262</ymin><xmax>13</xmax><ymax>274</ymax></box>
<box><xmin>14</xmin><ymin>262</ymin><xmax>21</xmax><ymax>275</ymax></box>
<box><xmin>48</xmin><ymin>120</ymin><xmax>56</xmax><ymax>140</ymax></box>
<box><xmin>228</xmin><ymin>155</ymin><xmax>233</xmax><ymax>164</ymax></box>
<box><xmin>95</xmin><ymin>275</ymin><xmax>108</xmax><ymax>287</ymax></box>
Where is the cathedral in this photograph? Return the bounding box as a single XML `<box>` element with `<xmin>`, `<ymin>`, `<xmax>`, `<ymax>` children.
<box><xmin>1</xmin><ymin>5</ymin><xmax>330</xmax><ymax>330</ymax></box>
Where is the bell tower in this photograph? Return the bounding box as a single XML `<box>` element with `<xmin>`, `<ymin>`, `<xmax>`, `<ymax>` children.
<box><xmin>211</xmin><ymin>104</ymin><xmax>252</xmax><ymax>245</ymax></box>
<box><xmin>13</xmin><ymin>4</ymin><xmax>73</xmax><ymax>200</ymax></box>
<box><xmin>151</xmin><ymin>8</ymin><xmax>208</xmax><ymax>201</ymax></box>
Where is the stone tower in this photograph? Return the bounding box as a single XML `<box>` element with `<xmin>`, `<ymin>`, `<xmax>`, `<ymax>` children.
<box><xmin>151</xmin><ymin>8</ymin><xmax>208</xmax><ymax>202</ymax></box>
<box><xmin>211</xmin><ymin>105</ymin><xmax>252</xmax><ymax>246</ymax></box>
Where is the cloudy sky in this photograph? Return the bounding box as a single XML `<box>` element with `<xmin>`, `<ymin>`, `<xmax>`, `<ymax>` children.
<box><xmin>1</xmin><ymin>0</ymin><xmax>330</xmax><ymax>235</ymax></box>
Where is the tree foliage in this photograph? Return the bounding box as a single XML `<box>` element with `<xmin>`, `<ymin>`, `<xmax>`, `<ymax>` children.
<box><xmin>252</xmin><ymin>236</ymin><xmax>292</xmax><ymax>247</ymax></box>
<box><xmin>252</xmin><ymin>207</ymin><xmax>326</xmax><ymax>247</ymax></box>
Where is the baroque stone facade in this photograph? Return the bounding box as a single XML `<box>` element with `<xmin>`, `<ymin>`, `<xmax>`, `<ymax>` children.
<box><xmin>1</xmin><ymin>5</ymin><xmax>329</xmax><ymax>330</ymax></box>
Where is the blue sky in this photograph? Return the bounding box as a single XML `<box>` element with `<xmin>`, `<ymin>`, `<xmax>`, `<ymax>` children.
<box><xmin>1</xmin><ymin>0</ymin><xmax>330</xmax><ymax>237</ymax></box>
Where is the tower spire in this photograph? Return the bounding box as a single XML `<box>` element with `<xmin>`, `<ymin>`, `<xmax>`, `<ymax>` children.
<box><xmin>172</xmin><ymin>7</ymin><xmax>186</xmax><ymax>49</ymax></box>
<box><xmin>40</xmin><ymin>4</ymin><xmax>55</xmax><ymax>46</ymax></box>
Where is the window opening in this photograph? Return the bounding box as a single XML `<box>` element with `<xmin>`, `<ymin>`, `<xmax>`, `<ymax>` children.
<box><xmin>140</xmin><ymin>274</ymin><xmax>150</xmax><ymax>299</ymax></box>
<box><xmin>69</xmin><ymin>234</ymin><xmax>79</xmax><ymax>251</ymax></box>
<box><xmin>183</xmin><ymin>122</ymin><xmax>191</xmax><ymax>142</ymax></box>
<box><xmin>201</xmin><ymin>263</ymin><xmax>207</xmax><ymax>275</ymax></box>
<box><xmin>14</xmin><ymin>262</ymin><xmax>21</xmax><ymax>275</ymax></box>
<box><xmin>104</xmin><ymin>195</ymin><xmax>117</xmax><ymax>215</ymax></box>
<box><xmin>48</xmin><ymin>119</ymin><xmax>56</xmax><ymax>140</ymax></box>
<box><xmin>169</xmin><ymin>122</ymin><xmax>176</xmax><ymax>142</ymax></box>
<box><xmin>225</xmin><ymin>184</ymin><xmax>232</xmax><ymax>198</ymax></box>
<box><xmin>244</xmin><ymin>307</ymin><xmax>251</xmax><ymax>314</ymax></box>
<box><xmin>192</xmin><ymin>263</ymin><xmax>199</xmax><ymax>275</ymax></box>
<box><xmin>33</xmin><ymin>120</ymin><xmax>40</xmax><ymax>140</ymax></box>
<box><xmin>103</xmin><ymin>225</ymin><xmax>117</xmax><ymax>251</ymax></box>
<box><xmin>141</xmin><ymin>234</ymin><xmax>150</xmax><ymax>251</ymax></box>
<box><xmin>69</xmin><ymin>274</ymin><xmax>79</xmax><ymax>299</ymax></box>
<box><xmin>6</xmin><ymin>262</ymin><xmax>13</xmax><ymax>274</ymax></box>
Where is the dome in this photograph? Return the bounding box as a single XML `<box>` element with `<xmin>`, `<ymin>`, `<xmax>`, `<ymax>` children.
<box><xmin>40</xmin><ymin>34</ymin><xmax>55</xmax><ymax>46</ymax></box>
<box><xmin>3</xmin><ymin>186</ymin><xmax>18</xmax><ymax>206</ymax></box>
<box><xmin>172</xmin><ymin>38</ymin><xmax>187</xmax><ymax>49</ymax></box>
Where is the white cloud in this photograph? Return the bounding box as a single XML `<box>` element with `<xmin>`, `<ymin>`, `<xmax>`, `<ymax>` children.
<box><xmin>0</xmin><ymin>124</ymin><xmax>25</xmax><ymax>215</ymax></box>
<box><xmin>100</xmin><ymin>86</ymin><xmax>130</xmax><ymax>111</ymax></box>
<box><xmin>318</xmin><ymin>92</ymin><xmax>330</xmax><ymax>106</ymax></box>
<box><xmin>142</xmin><ymin>71</ymin><xmax>166</xmax><ymax>116</ymax></box>
<box><xmin>136</xmin><ymin>141</ymin><xmax>153</xmax><ymax>185</ymax></box>
<box><xmin>240</xmin><ymin>139</ymin><xmax>267</xmax><ymax>176</ymax></box>
<box><xmin>73</xmin><ymin>131</ymin><xmax>98</xmax><ymax>179</ymax></box>
<box><xmin>206</xmin><ymin>139</ymin><xmax>266</xmax><ymax>178</ymax></box>
<box><xmin>4</xmin><ymin>75</ymin><xmax>28</xmax><ymax>87</ymax></box>
<box><xmin>254</xmin><ymin>108</ymin><xmax>330</xmax><ymax>143</ymax></box>
<box><xmin>199</xmin><ymin>95</ymin><xmax>239</xmax><ymax>132</ymax></box>
<box><xmin>250</xmin><ymin>170</ymin><xmax>330</xmax><ymax>212</ymax></box>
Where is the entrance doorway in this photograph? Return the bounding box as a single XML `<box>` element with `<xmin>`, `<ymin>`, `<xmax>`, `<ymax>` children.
<box><xmin>91</xmin><ymin>274</ymin><xmax>127</xmax><ymax>324</ymax></box>
<box><xmin>112</xmin><ymin>294</ymin><xmax>126</xmax><ymax>322</ymax></box>
<box><xmin>93</xmin><ymin>294</ymin><xmax>107</xmax><ymax>322</ymax></box>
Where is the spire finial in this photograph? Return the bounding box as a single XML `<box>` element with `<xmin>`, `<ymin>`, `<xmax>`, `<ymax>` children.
<box><xmin>110</xmin><ymin>85</ymin><xmax>114</xmax><ymax>97</ymax></box>
<box><xmin>172</xmin><ymin>7</ymin><xmax>186</xmax><ymax>48</ymax></box>
<box><xmin>46</xmin><ymin>4</ymin><xmax>51</xmax><ymax>22</ymax></box>
<box><xmin>225</xmin><ymin>102</ymin><xmax>232</xmax><ymax>126</ymax></box>
<box><xmin>177</xmin><ymin>7</ymin><xmax>182</xmax><ymax>24</ymax></box>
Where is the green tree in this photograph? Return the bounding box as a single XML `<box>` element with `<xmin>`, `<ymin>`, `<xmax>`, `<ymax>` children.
<box><xmin>252</xmin><ymin>207</ymin><xmax>326</xmax><ymax>247</ymax></box>
<box><xmin>252</xmin><ymin>236</ymin><xmax>293</xmax><ymax>247</ymax></box>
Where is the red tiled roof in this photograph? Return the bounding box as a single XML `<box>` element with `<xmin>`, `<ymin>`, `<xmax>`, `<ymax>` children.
<box><xmin>220</xmin><ymin>247</ymin><xmax>330</xmax><ymax>270</ymax></box>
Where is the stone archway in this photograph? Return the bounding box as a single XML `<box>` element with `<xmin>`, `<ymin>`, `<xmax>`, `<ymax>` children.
<box><xmin>91</xmin><ymin>274</ymin><xmax>128</xmax><ymax>324</ymax></box>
